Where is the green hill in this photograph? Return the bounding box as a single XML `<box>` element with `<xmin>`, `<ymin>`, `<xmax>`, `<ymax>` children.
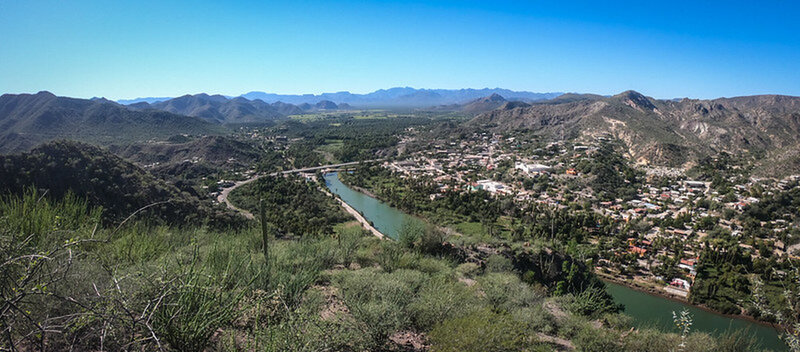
<box><xmin>0</xmin><ymin>140</ymin><xmax>243</xmax><ymax>227</ymax></box>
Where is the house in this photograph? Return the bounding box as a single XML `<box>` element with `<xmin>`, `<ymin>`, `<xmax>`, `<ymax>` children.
<box><xmin>476</xmin><ymin>180</ymin><xmax>506</xmax><ymax>194</ymax></box>
<box><xmin>670</xmin><ymin>278</ymin><xmax>691</xmax><ymax>290</ymax></box>
<box><xmin>678</xmin><ymin>258</ymin><xmax>697</xmax><ymax>271</ymax></box>
<box><xmin>629</xmin><ymin>246</ymin><xmax>648</xmax><ymax>257</ymax></box>
<box><xmin>515</xmin><ymin>162</ymin><xmax>550</xmax><ymax>174</ymax></box>
<box><xmin>684</xmin><ymin>180</ymin><xmax>709</xmax><ymax>192</ymax></box>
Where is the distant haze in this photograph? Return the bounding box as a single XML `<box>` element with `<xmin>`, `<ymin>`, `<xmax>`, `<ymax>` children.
<box><xmin>119</xmin><ymin>87</ymin><xmax>562</xmax><ymax>108</ymax></box>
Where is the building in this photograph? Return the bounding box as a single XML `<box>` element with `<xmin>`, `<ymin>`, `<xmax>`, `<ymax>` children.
<box><xmin>476</xmin><ymin>180</ymin><xmax>506</xmax><ymax>194</ymax></box>
<box><xmin>678</xmin><ymin>258</ymin><xmax>697</xmax><ymax>271</ymax></box>
<box><xmin>515</xmin><ymin>162</ymin><xmax>551</xmax><ymax>174</ymax></box>
<box><xmin>670</xmin><ymin>278</ymin><xmax>691</xmax><ymax>290</ymax></box>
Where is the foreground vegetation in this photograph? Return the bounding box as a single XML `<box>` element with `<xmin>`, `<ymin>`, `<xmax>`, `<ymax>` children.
<box><xmin>0</xmin><ymin>186</ymin><xmax>779</xmax><ymax>351</ymax></box>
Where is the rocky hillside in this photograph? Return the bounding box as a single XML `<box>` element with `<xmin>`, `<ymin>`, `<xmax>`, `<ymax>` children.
<box><xmin>109</xmin><ymin>135</ymin><xmax>261</xmax><ymax>168</ymax></box>
<box><xmin>471</xmin><ymin>91</ymin><xmax>800</xmax><ymax>170</ymax></box>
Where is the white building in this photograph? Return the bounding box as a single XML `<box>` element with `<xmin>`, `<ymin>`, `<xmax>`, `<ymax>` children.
<box><xmin>515</xmin><ymin>162</ymin><xmax>551</xmax><ymax>174</ymax></box>
<box><xmin>476</xmin><ymin>180</ymin><xmax>506</xmax><ymax>194</ymax></box>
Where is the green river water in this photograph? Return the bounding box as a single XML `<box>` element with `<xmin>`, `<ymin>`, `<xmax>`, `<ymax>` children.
<box><xmin>323</xmin><ymin>172</ymin><xmax>786</xmax><ymax>351</ymax></box>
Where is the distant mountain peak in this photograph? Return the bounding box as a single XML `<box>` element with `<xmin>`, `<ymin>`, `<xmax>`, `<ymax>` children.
<box><xmin>613</xmin><ymin>90</ymin><xmax>655</xmax><ymax>110</ymax></box>
<box><xmin>315</xmin><ymin>100</ymin><xmax>338</xmax><ymax>109</ymax></box>
<box><xmin>485</xmin><ymin>93</ymin><xmax>506</xmax><ymax>102</ymax></box>
<box><xmin>459</xmin><ymin>94</ymin><xmax>512</xmax><ymax>114</ymax></box>
<box><xmin>500</xmin><ymin>101</ymin><xmax>530</xmax><ymax>110</ymax></box>
<box><xmin>614</xmin><ymin>90</ymin><xmax>646</xmax><ymax>99</ymax></box>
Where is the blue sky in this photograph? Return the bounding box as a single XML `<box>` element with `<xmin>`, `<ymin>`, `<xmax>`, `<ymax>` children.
<box><xmin>1</xmin><ymin>0</ymin><xmax>798</xmax><ymax>100</ymax></box>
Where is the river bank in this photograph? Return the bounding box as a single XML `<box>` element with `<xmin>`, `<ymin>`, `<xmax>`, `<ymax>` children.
<box><xmin>320</xmin><ymin>185</ymin><xmax>386</xmax><ymax>239</ymax></box>
<box><xmin>596</xmin><ymin>271</ymin><xmax>780</xmax><ymax>329</ymax></box>
<box><xmin>324</xmin><ymin>172</ymin><xmax>410</xmax><ymax>239</ymax></box>
<box><xmin>604</xmin><ymin>281</ymin><xmax>786</xmax><ymax>350</ymax></box>
<box><xmin>349</xmin><ymin>184</ymin><xmax>379</xmax><ymax>199</ymax></box>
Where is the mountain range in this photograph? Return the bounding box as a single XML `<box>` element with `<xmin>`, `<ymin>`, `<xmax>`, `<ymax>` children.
<box><xmin>470</xmin><ymin>90</ymin><xmax>800</xmax><ymax>171</ymax></box>
<box><xmin>240</xmin><ymin>87</ymin><xmax>561</xmax><ymax>107</ymax></box>
<box><xmin>127</xmin><ymin>94</ymin><xmax>350</xmax><ymax>123</ymax></box>
<box><xmin>119</xmin><ymin>87</ymin><xmax>562</xmax><ymax>108</ymax></box>
<box><xmin>0</xmin><ymin>91</ymin><xmax>225</xmax><ymax>153</ymax></box>
<box><xmin>4</xmin><ymin>89</ymin><xmax>800</xmax><ymax>175</ymax></box>
<box><xmin>0</xmin><ymin>92</ymin><xmax>358</xmax><ymax>153</ymax></box>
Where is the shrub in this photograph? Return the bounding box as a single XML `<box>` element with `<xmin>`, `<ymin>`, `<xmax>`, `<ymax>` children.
<box><xmin>564</xmin><ymin>286</ymin><xmax>624</xmax><ymax>318</ymax></box>
<box><xmin>398</xmin><ymin>218</ymin><xmax>425</xmax><ymax>249</ymax></box>
<box><xmin>336</xmin><ymin>225</ymin><xmax>365</xmax><ymax>266</ymax></box>
<box><xmin>573</xmin><ymin>325</ymin><xmax>621</xmax><ymax>352</ymax></box>
<box><xmin>714</xmin><ymin>328</ymin><xmax>761</xmax><ymax>352</ymax></box>
<box><xmin>621</xmin><ymin>328</ymin><xmax>674</xmax><ymax>352</ymax></box>
<box><xmin>153</xmin><ymin>250</ymin><xmax>243</xmax><ymax>352</ymax></box>
<box><xmin>268</xmin><ymin>239</ymin><xmax>335</xmax><ymax>308</ymax></box>
<box><xmin>408</xmin><ymin>276</ymin><xmax>480</xmax><ymax>330</ymax></box>
<box><xmin>398</xmin><ymin>219</ymin><xmax>449</xmax><ymax>256</ymax></box>
<box><xmin>556</xmin><ymin>314</ymin><xmax>590</xmax><ymax>339</ymax></box>
<box><xmin>512</xmin><ymin>305</ymin><xmax>556</xmax><ymax>335</ymax></box>
<box><xmin>410</xmin><ymin>256</ymin><xmax>453</xmax><ymax>274</ymax></box>
<box><xmin>334</xmin><ymin>269</ymin><xmax>426</xmax><ymax>344</ymax></box>
<box><xmin>485</xmin><ymin>254</ymin><xmax>513</xmax><ymax>273</ymax></box>
<box><xmin>238</xmin><ymin>309</ymin><xmax>373</xmax><ymax>352</ymax></box>
<box><xmin>477</xmin><ymin>273</ymin><xmax>542</xmax><ymax>312</ymax></box>
<box><xmin>600</xmin><ymin>312</ymin><xmax>633</xmax><ymax>330</ymax></box>
<box><xmin>682</xmin><ymin>332</ymin><xmax>717</xmax><ymax>352</ymax></box>
<box><xmin>429</xmin><ymin>308</ymin><xmax>528</xmax><ymax>352</ymax></box>
<box><xmin>456</xmin><ymin>262</ymin><xmax>481</xmax><ymax>277</ymax></box>
<box><xmin>376</xmin><ymin>241</ymin><xmax>404</xmax><ymax>273</ymax></box>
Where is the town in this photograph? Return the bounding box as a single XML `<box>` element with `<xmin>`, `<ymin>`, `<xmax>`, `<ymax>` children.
<box><xmin>355</xmin><ymin>129</ymin><xmax>800</xmax><ymax>309</ymax></box>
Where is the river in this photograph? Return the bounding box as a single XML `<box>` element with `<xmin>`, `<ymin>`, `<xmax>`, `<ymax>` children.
<box><xmin>323</xmin><ymin>172</ymin><xmax>786</xmax><ymax>351</ymax></box>
<box><xmin>324</xmin><ymin>172</ymin><xmax>407</xmax><ymax>239</ymax></box>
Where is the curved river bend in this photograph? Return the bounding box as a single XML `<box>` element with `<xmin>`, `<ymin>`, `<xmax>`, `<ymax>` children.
<box><xmin>323</xmin><ymin>172</ymin><xmax>785</xmax><ymax>351</ymax></box>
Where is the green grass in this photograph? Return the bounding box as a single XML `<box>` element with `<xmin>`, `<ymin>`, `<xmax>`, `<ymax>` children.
<box><xmin>454</xmin><ymin>221</ymin><xmax>484</xmax><ymax>236</ymax></box>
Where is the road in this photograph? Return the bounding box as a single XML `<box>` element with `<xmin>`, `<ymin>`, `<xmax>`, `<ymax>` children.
<box><xmin>216</xmin><ymin>159</ymin><xmax>383</xmax><ymax>219</ymax></box>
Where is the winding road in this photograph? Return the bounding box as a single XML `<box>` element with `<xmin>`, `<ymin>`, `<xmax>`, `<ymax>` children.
<box><xmin>216</xmin><ymin>159</ymin><xmax>383</xmax><ymax>220</ymax></box>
